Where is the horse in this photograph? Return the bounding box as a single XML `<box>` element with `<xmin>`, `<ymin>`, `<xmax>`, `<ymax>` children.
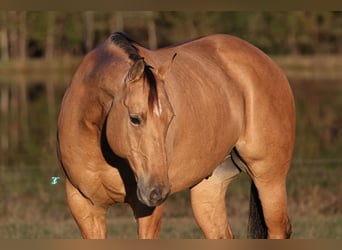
<box><xmin>57</xmin><ymin>32</ymin><xmax>295</xmax><ymax>239</ymax></box>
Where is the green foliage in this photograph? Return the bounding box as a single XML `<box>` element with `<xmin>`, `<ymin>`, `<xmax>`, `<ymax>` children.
<box><xmin>1</xmin><ymin>11</ymin><xmax>341</xmax><ymax>59</ymax></box>
<box><xmin>27</xmin><ymin>12</ymin><xmax>49</xmax><ymax>45</ymax></box>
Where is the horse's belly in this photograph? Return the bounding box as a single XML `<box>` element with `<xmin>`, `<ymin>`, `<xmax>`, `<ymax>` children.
<box><xmin>167</xmin><ymin>127</ymin><xmax>239</xmax><ymax>193</ymax></box>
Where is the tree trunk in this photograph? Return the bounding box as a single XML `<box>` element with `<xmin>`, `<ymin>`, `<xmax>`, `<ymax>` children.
<box><xmin>8</xmin><ymin>11</ymin><xmax>19</xmax><ymax>59</ymax></box>
<box><xmin>146</xmin><ymin>12</ymin><xmax>157</xmax><ymax>49</ymax></box>
<box><xmin>45</xmin><ymin>11</ymin><xmax>55</xmax><ymax>60</ymax></box>
<box><xmin>109</xmin><ymin>12</ymin><xmax>124</xmax><ymax>32</ymax></box>
<box><xmin>18</xmin><ymin>11</ymin><xmax>26</xmax><ymax>61</ymax></box>
<box><xmin>84</xmin><ymin>11</ymin><xmax>94</xmax><ymax>52</ymax></box>
<box><xmin>0</xmin><ymin>11</ymin><xmax>9</xmax><ymax>61</ymax></box>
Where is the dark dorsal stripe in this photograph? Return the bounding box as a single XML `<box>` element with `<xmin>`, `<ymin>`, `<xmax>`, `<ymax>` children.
<box><xmin>110</xmin><ymin>32</ymin><xmax>158</xmax><ymax>111</ymax></box>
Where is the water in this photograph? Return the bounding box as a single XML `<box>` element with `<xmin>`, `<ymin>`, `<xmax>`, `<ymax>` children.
<box><xmin>0</xmin><ymin>74</ymin><xmax>340</xmax><ymax>169</ymax></box>
<box><xmin>0</xmin><ymin>77</ymin><xmax>68</xmax><ymax>169</ymax></box>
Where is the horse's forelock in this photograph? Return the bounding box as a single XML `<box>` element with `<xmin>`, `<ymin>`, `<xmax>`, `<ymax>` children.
<box><xmin>144</xmin><ymin>65</ymin><xmax>158</xmax><ymax>112</ymax></box>
<box><xmin>111</xmin><ymin>32</ymin><xmax>158</xmax><ymax>112</ymax></box>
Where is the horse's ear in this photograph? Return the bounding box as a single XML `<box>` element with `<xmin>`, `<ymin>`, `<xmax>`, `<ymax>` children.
<box><xmin>127</xmin><ymin>58</ymin><xmax>145</xmax><ymax>82</ymax></box>
<box><xmin>157</xmin><ymin>53</ymin><xmax>177</xmax><ymax>79</ymax></box>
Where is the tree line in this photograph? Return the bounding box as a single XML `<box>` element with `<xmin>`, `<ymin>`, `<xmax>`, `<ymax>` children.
<box><xmin>0</xmin><ymin>11</ymin><xmax>341</xmax><ymax>61</ymax></box>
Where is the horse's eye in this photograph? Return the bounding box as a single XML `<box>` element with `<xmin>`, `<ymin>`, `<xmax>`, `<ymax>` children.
<box><xmin>129</xmin><ymin>115</ymin><xmax>142</xmax><ymax>126</ymax></box>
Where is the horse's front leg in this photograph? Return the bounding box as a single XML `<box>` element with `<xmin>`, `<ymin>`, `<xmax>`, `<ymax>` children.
<box><xmin>131</xmin><ymin>203</ymin><xmax>164</xmax><ymax>239</ymax></box>
<box><xmin>66</xmin><ymin>179</ymin><xmax>108</xmax><ymax>239</ymax></box>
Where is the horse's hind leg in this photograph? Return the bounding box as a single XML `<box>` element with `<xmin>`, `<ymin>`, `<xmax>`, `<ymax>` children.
<box><xmin>251</xmin><ymin>164</ymin><xmax>292</xmax><ymax>239</ymax></box>
<box><xmin>66</xmin><ymin>179</ymin><xmax>108</xmax><ymax>239</ymax></box>
<box><xmin>190</xmin><ymin>156</ymin><xmax>240</xmax><ymax>239</ymax></box>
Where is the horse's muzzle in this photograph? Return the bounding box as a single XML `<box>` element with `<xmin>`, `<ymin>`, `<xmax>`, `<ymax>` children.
<box><xmin>137</xmin><ymin>184</ymin><xmax>171</xmax><ymax>207</ymax></box>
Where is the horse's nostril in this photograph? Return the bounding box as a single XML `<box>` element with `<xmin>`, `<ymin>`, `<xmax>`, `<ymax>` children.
<box><xmin>149</xmin><ymin>188</ymin><xmax>163</xmax><ymax>203</ymax></box>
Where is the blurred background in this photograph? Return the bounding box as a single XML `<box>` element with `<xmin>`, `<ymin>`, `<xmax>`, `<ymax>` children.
<box><xmin>0</xmin><ymin>11</ymin><xmax>341</xmax><ymax>238</ymax></box>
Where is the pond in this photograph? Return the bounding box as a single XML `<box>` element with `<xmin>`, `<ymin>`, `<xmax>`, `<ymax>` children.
<box><xmin>0</xmin><ymin>75</ymin><xmax>69</xmax><ymax>170</ymax></box>
<box><xmin>0</xmin><ymin>73</ymin><xmax>340</xmax><ymax>169</ymax></box>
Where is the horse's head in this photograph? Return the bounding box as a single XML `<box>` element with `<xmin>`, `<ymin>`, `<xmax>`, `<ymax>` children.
<box><xmin>106</xmin><ymin>57</ymin><xmax>175</xmax><ymax>207</ymax></box>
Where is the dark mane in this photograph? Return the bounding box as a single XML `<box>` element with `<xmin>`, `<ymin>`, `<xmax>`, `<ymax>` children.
<box><xmin>110</xmin><ymin>32</ymin><xmax>158</xmax><ymax>111</ymax></box>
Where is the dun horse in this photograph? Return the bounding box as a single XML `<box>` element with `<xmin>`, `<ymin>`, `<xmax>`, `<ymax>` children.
<box><xmin>57</xmin><ymin>32</ymin><xmax>295</xmax><ymax>239</ymax></box>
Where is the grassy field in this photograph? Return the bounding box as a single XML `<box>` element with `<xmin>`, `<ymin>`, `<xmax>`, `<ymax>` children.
<box><xmin>0</xmin><ymin>165</ymin><xmax>340</xmax><ymax>239</ymax></box>
<box><xmin>1</xmin><ymin>215</ymin><xmax>340</xmax><ymax>239</ymax></box>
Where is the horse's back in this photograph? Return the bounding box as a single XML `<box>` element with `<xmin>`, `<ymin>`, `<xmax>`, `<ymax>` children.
<box><xmin>163</xmin><ymin>33</ymin><xmax>295</xmax><ymax>148</ymax></box>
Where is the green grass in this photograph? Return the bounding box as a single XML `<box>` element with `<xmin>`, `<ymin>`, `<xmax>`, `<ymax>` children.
<box><xmin>0</xmin><ymin>220</ymin><xmax>81</xmax><ymax>239</ymax></box>
<box><xmin>1</xmin><ymin>215</ymin><xmax>340</xmax><ymax>239</ymax></box>
<box><xmin>291</xmin><ymin>216</ymin><xmax>342</xmax><ymax>239</ymax></box>
<box><xmin>0</xmin><ymin>166</ymin><xmax>340</xmax><ymax>239</ymax></box>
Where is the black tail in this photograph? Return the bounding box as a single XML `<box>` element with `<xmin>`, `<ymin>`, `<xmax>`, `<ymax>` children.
<box><xmin>247</xmin><ymin>180</ymin><xmax>268</xmax><ymax>238</ymax></box>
